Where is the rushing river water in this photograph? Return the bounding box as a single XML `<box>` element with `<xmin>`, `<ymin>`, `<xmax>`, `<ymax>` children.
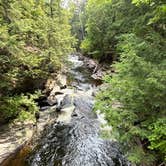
<box><xmin>2</xmin><ymin>54</ymin><xmax>129</xmax><ymax>166</ymax></box>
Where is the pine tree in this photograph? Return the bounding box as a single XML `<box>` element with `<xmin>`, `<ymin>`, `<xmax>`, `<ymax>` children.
<box><xmin>81</xmin><ymin>0</ymin><xmax>166</xmax><ymax>165</ymax></box>
<box><xmin>0</xmin><ymin>0</ymin><xmax>73</xmax><ymax>123</ymax></box>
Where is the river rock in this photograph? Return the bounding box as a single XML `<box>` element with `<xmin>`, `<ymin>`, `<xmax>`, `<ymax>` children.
<box><xmin>55</xmin><ymin>94</ymin><xmax>75</xmax><ymax>123</ymax></box>
<box><xmin>91</xmin><ymin>69</ymin><xmax>104</xmax><ymax>80</ymax></box>
<box><xmin>56</xmin><ymin>105</ymin><xmax>75</xmax><ymax>123</ymax></box>
<box><xmin>55</xmin><ymin>93</ymin><xmax>75</xmax><ymax>112</ymax></box>
<box><xmin>0</xmin><ymin>106</ymin><xmax>58</xmax><ymax>166</ymax></box>
<box><xmin>87</xmin><ymin>59</ymin><xmax>97</xmax><ymax>69</ymax></box>
<box><xmin>57</xmin><ymin>74</ymin><xmax>67</xmax><ymax>89</ymax></box>
<box><xmin>84</xmin><ymin>58</ymin><xmax>98</xmax><ymax>70</ymax></box>
<box><xmin>46</xmin><ymin>84</ymin><xmax>62</xmax><ymax>106</ymax></box>
<box><xmin>60</xmin><ymin>94</ymin><xmax>73</xmax><ymax>108</ymax></box>
<box><xmin>49</xmin><ymin>84</ymin><xmax>61</xmax><ymax>95</ymax></box>
<box><xmin>45</xmin><ymin>79</ymin><xmax>56</xmax><ymax>92</ymax></box>
<box><xmin>47</xmin><ymin>95</ymin><xmax>58</xmax><ymax>106</ymax></box>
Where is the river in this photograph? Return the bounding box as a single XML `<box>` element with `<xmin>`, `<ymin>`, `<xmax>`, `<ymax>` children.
<box><xmin>2</xmin><ymin>54</ymin><xmax>129</xmax><ymax>166</ymax></box>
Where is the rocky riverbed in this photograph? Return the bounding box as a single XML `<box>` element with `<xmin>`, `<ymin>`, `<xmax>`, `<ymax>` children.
<box><xmin>1</xmin><ymin>54</ymin><xmax>129</xmax><ymax>166</ymax></box>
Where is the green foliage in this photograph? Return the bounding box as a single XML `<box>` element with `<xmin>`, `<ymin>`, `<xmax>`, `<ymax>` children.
<box><xmin>95</xmin><ymin>33</ymin><xmax>166</xmax><ymax>164</ymax></box>
<box><xmin>81</xmin><ymin>0</ymin><xmax>166</xmax><ymax>60</ymax></box>
<box><xmin>81</xmin><ymin>0</ymin><xmax>113</xmax><ymax>59</ymax></box>
<box><xmin>0</xmin><ymin>0</ymin><xmax>73</xmax><ymax>122</ymax></box>
<box><xmin>148</xmin><ymin>118</ymin><xmax>166</xmax><ymax>155</ymax></box>
<box><xmin>90</xmin><ymin>0</ymin><xmax>166</xmax><ymax>165</ymax></box>
<box><xmin>70</xmin><ymin>0</ymin><xmax>86</xmax><ymax>49</ymax></box>
<box><xmin>0</xmin><ymin>92</ymin><xmax>40</xmax><ymax>123</ymax></box>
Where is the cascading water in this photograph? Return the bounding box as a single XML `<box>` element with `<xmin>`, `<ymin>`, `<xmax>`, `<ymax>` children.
<box><xmin>27</xmin><ymin>54</ymin><xmax>129</xmax><ymax>166</ymax></box>
<box><xmin>2</xmin><ymin>54</ymin><xmax>130</xmax><ymax>166</ymax></box>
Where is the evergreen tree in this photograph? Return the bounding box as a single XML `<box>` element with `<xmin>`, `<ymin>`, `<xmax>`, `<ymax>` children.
<box><xmin>80</xmin><ymin>0</ymin><xmax>166</xmax><ymax>165</ymax></box>
<box><xmin>0</xmin><ymin>0</ymin><xmax>73</xmax><ymax>123</ymax></box>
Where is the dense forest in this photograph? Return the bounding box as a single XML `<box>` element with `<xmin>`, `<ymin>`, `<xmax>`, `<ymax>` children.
<box><xmin>0</xmin><ymin>0</ymin><xmax>165</xmax><ymax>165</ymax></box>
<box><xmin>74</xmin><ymin>0</ymin><xmax>166</xmax><ymax>165</ymax></box>
<box><xmin>0</xmin><ymin>0</ymin><xmax>73</xmax><ymax>123</ymax></box>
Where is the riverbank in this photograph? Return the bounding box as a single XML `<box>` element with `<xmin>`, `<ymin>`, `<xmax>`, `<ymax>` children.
<box><xmin>1</xmin><ymin>54</ymin><xmax>128</xmax><ymax>166</ymax></box>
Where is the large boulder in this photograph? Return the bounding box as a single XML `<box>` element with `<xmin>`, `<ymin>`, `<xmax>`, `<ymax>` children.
<box><xmin>47</xmin><ymin>95</ymin><xmax>58</xmax><ymax>106</ymax></box>
<box><xmin>43</xmin><ymin>78</ymin><xmax>63</xmax><ymax>107</ymax></box>
<box><xmin>87</xmin><ymin>59</ymin><xmax>97</xmax><ymax>69</ymax></box>
<box><xmin>57</xmin><ymin>74</ymin><xmax>67</xmax><ymax>89</ymax></box>
<box><xmin>91</xmin><ymin>69</ymin><xmax>104</xmax><ymax>80</ymax></box>
<box><xmin>50</xmin><ymin>84</ymin><xmax>61</xmax><ymax>95</ymax></box>
<box><xmin>45</xmin><ymin>79</ymin><xmax>56</xmax><ymax>92</ymax></box>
